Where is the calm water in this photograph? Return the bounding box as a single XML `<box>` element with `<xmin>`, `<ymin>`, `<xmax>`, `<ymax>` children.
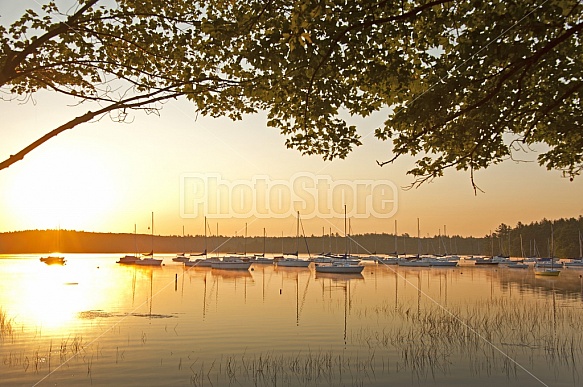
<box><xmin>1</xmin><ymin>254</ymin><xmax>583</xmax><ymax>386</ymax></box>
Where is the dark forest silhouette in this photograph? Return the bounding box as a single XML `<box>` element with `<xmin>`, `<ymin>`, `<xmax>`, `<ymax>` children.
<box><xmin>1</xmin><ymin>216</ymin><xmax>581</xmax><ymax>257</ymax></box>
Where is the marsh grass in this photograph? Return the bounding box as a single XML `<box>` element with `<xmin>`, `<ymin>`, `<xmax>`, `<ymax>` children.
<box><xmin>186</xmin><ymin>351</ymin><xmax>377</xmax><ymax>387</ymax></box>
<box><xmin>350</xmin><ymin>293</ymin><xmax>583</xmax><ymax>382</ymax></box>
<box><xmin>0</xmin><ymin>308</ymin><xmax>14</xmax><ymax>340</ymax></box>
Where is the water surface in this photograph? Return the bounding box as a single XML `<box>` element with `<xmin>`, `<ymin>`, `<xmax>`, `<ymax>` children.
<box><xmin>1</xmin><ymin>254</ymin><xmax>582</xmax><ymax>386</ymax></box>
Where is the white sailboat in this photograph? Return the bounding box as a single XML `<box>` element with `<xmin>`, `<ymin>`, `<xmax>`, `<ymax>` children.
<box><xmin>507</xmin><ymin>234</ymin><xmax>528</xmax><ymax>269</ymax></box>
<box><xmin>172</xmin><ymin>226</ymin><xmax>190</xmax><ymax>262</ymax></box>
<box><xmin>397</xmin><ymin>219</ymin><xmax>430</xmax><ymax>267</ymax></box>
<box><xmin>315</xmin><ymin>206</ymin><xmax>363</xmax><ymax>274</ymax></box>
<box><xmin>117</xmin><ymin>224</ymin><xmax>141</xmax><ymax>264</ymax></box>
<box><xmin>134</xmin><ymin>212</ymin><xmax>163</xmax><ymax>266</ymax></box>
<box><xmin>535</xmin><ymin>224</ymin><xmax>560</xmax><ymax>276</ymax></box>
<box><xmin>276</xmin><ymin>212</ymin><xmax>311</xmax><ymax>268</ymax></box>
<box><xmin>250</xmin><ymin>228</ymin><xmax>275</xmax><ymax>264</ymax></box>
<box><xmin>184</xmin><ymin>217</ymin><xmax>217</xmax><ymax>267</ymax></box>
<box><xmin>564</xmin><ymin>230</ymin><xmax>583</xmax><ymax>268</ymax></box>
<box><xmin>210</xmin><ymin>222</ymin><xmax>252</xmax><ymax>270</ymax></box>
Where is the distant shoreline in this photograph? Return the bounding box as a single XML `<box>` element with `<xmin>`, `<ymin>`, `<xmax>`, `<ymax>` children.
<box><xmin>2</xmin><ymin>218</ymin><xmax>582</xmax><ymax>257</ymax></box>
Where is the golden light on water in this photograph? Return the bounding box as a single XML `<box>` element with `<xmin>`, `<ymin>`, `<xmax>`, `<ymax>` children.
<box><xmin>1</xmin><ymin>259</ymin><xmax>130</xmax><ymax>335</ymax></box>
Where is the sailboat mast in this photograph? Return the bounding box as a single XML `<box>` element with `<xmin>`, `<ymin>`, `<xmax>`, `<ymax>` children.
<box><xmin>579</xmin><ymin>230</ymin><xmax>582</xmax><ymax>259</ymax></box>
<box><xmin>344</xmin><ymin>205</ymin><xmax>348</xmax><ymax>257</ymax></box>
<box><xmin>151</xmin><ymin>212</ymin><xmax>154</xmax><ymax>255</ymax></box>
<box><xmin>296</xmin><ymin>211</ymin><xmax>300</xmax><ymax>255</ymax></box>
<box><xmin>417</xmin><ymin>218</ymin><xmax>420</xmax><ymax>258</ymax></box>
<box><xmin>551</xmin><ymin>223</ymin><xmax>555</xmax><ymax>270</ymax></box>
<box><xmin>490</xmin><ymin>230</ymin><xmax>493</xmax><ymax>257</ymax></box>
<box><xmin>394</xmin><ymin>219</ymin><xmax>398</xmax><ymax>257</ymax></box>
<box><xmin>204</xmin><ymin>216</ymin><xmax>207</xmax><ymax>257</ymax></box>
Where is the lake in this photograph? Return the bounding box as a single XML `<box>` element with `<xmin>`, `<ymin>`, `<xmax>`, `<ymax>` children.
<box><xmin>1</xmin><ymin>254</ymin><xmax>583</xmax><ymax>386</ymax></box>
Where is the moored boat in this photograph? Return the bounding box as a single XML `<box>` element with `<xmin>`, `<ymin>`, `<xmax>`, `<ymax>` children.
<box><xmin>116</xmin><ymin>255</ymin><xmax>140</xmax><ymax>264</ymax></box>
<box><xmin>40</xmin><ymin>255</ymin><xmax>66</xmax><ymax>265</ymax></box>
<box><xmin>315</xmin><ymin>261</ymin><xmax>364</xmax><ymax>274</ymax></box>
<box><xmin>276</xmin><ymin>256</ymin><xmax>311</xmax><ymax>267</ymax></box>
<box><xmin>134</xmin><ymin>257</ymin><xmax>163</xmax><ymax>266</ymax></box>
<box><xmin>211</xmin><ymin>255</ymin><xmax>252</xmax><ymax>270</ymax></box>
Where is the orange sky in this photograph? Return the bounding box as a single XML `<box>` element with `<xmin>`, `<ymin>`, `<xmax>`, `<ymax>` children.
<box><xmin>1</xmin><ymin>90</ymin><xmax>581</xmax><ymax>239</ymax></box>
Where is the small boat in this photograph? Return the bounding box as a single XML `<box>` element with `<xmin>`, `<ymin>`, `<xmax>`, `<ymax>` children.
<box><xmin>425</xmin><ymin>257</ymin><xmax>458</xmax><ymax>267</ymax></box>
<box><xmin>534</xmin><ymin>268</ymin><xmax>560</xmax><ymax>276</ymax></box>
<box><xmin>116</xmin><ymin>255</ymin><xmax>140</xmax><ymax>264</ymax></box>
<box><xmin>40</xmin><ymin>255</ymin><xmax>66</xmax><ymax>265</ymax></box>
<box><xmin>506</xmin><ymin>261</ymin><xmax>528</xmax><ymax>269</ymax></box>
<box><xmin>172</xmin><ymin>254</ymin><xmax>190</xmax><ymax>263</ymax></box>
<box><xmin>315</xmin><ymin>261</ymin><xmax>364</xmax><ymax>274</ymax></box>
<box><xmin>250</xmin><ymin>255</ymin><xmax>275</xmax><ymax>264</ymax></box>
<box><xmin>564</xmin><ymin>259</ymin><xmax>583</xmax><ymax>268</ymax></box>
<box><xmin>474</xmin><ymin>257</ymin><xmax>499</xmax><ymax>265</ymax></box>
<box><xmin>276</xmin><ymin>256</ymin><xmax>311</xmax><ymax>267</ymax></box>
<box><xmin>377</xmin><ymin>256</ymin><xmax>399</xmax><ymax>265</ymax></box>
<box><xmin>535</xmin><ymin>258</ymin><xmax>563</xmax><ymax>268</ymax></box>
<box><xmin>134</xmin><ymin>257</ymin><xmax>163</xmax><ymax>266</ymax></box>
<box><xmin>40</xmin><ymin>227</ymin><xmax>65</xmax><ymax>265</ymax></box>
<box><xmin>397</xmin><ymin>258</ymin><xmax>431</xmax><ymax>267</ymax></box>
<box><xmin>211</xmin><ymin>255</ymin><xmax>252</xmax><ymax>270</ymax></box>
<box><xmin>184</xmin><ymin>256</ymin><xmax>220</xmax><ymax>267</ymax></box>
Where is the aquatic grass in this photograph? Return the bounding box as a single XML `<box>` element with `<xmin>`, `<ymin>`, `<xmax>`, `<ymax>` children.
<box><xmin>0</xmin><ymin>307</ymin><xmax>14</xmax><ymax>340</ymax></box>
<box><xmin>348</xmin><ymin>293</ymin><xmax>583</xmax><ymax>383</ymax></box>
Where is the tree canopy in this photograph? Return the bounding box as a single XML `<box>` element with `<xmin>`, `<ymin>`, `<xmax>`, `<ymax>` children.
<box><xmin>1</xmin><ymin>0</ymin><xmax>581</xmax><ymax>188</ymax></box>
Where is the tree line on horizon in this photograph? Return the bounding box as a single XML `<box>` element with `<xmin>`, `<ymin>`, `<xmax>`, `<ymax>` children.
<box><xmin>1</xmin><ymin>216</ymin><xmax>581</xmax><ymax>258</ymax></box>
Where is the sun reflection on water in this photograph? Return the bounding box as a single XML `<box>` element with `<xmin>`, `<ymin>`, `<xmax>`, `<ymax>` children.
<box><xmin>1</xmin><ymin>257</ymin><xmax>131</xmax><ymax>335</ymax></box>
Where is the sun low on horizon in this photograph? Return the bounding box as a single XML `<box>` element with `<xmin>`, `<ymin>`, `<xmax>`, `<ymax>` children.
<box><xmin>2</xmin><ymin>139</ymin><xmax>120</xmax><ymax>232</ymax></box>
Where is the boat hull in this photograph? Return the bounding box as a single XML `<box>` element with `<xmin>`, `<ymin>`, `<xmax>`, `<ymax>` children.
<box><xmin>315</xmin><ymin>265</ymin><xmax>364</xmax><ymax>274</ymax></box>
<box><xmin>211</xmin><ymin>261</ymin><xmax>251</xmax><ymax>270</ymax></box>
<box><xmin>276</xmin><ymin>259</ymin><xmax>311</xmax><ymax>267</ymax></box>
<box><xmin>397</xmin><ymin>260</ymin><xmax>431</xmax><ymax>267</ymax></box>
<box><xmin>134</xmin><ymin>258</ymin><xmax>163</xmax><ymax>266</ymax></box>
<box><xmin>40</xmin><ymin>256</ymin><xmax>66</xmax><ymax>265</ymax></box>
<box><xmin>534</xmin><ymin>269</ymin><xmax>560</xmax><ymax>276</ymax></box>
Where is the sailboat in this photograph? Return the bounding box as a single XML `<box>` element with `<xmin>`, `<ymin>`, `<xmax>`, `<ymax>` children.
<box><xmin>251</xmin><ymin>228</ymin><xmax>275</xmax><ymax>264</ymax></box>
<box><xmin>172</xmin><ymin>226</ymin><xmax>190</xmax><ymax>262</ymax></box>
<box><xmin>185</xmin><ymin>217</ymin><xmax>219</xmax><ymax>267</ymax></box>
<box><xmin>315</xmin><ymin>206</ymin><xmax>364</xmax><ymax>274</ymax></box>
<box><xmin>397</xmin><ymin>219</ymin><xmax>431</xmax><ymax>267</ymax></box>
<box><xmin>507</xmin><ymin>234</ymin><xmax>528</xmax><ymax>269</ymax></box>
<box><xmin>134</xmin><ymin>212</ymin><xmax>163</xmax><ymax>266</ymax></box>
<box><xmin>40</xmin><ymin>227</ymin><xmax>66</xmax><ymax>265</ymax></box>
<box><xmin>276</xmin><ymin>212</ymin><xmax>311</xmax><ymax>267</ymax></box>
<box><xmin>209</xmin><ymin>222</ymin><xmax>252</xmax><ymax>270</ymax></box>
<box><xmin>117</xmin><ymin>224</ymin><xmax>141</xmax><ymax>264</ymax></box>
<box><xmin>564</xmin><ymin>230</ymin><xmax>583</xmax><ymax>268</ymax></box>
<box><xmin>535</xmin><ymin>224</ymin><xmax>560</xmax><ymax>276</ymax></box>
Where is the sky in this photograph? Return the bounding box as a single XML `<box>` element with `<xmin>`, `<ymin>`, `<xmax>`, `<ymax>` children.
<box><xmin>1</xmin><ymin>2</ymin><xmax>582</xmax><ymax>241</ymax></box>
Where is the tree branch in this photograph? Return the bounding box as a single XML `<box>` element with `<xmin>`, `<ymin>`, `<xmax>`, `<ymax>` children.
<box><xmin>0</xmin><ymin>0</ymin><xmax>99</xmax><ymax>86</ymax></box>
<box><xmin>0</xmin><ymin>87</ymin><xmax>182</xmax><ymax>171</ymax></box>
